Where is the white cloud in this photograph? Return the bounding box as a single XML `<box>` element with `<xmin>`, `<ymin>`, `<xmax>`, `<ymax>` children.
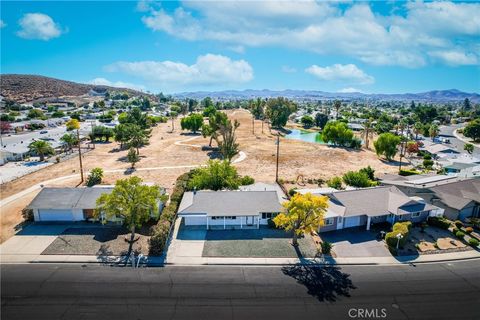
<box><xmin>104</xmin><ymin>54</ymin><xmax>253</xmax><ymax>88</ymax></box>
<box><xmin>338</xmin><ymin>87</ymin><xmax>363</xmax><ymax>93</ymax></box>
<box><xmin>428</xmin><ymin>50</ymin><xmax>478</xmax><ymax>66</ymax></box>
<box><xmin>281</xmin><ymin>65</ymin><xmax>297</xmax><ymax>73</ymax></box>
<box><xmin>141</xmin><ymin>1</ymin><xmax>480</xmax><ymax>67</ymax></box>
<box><xmin>305</xmin><ymin>64</ymin><xmax>374</xmax><ymax>85</ymax></box>
<box><xmin>0</xmin><ymin>20</ymin><xmax>6</xmax><ymax>28</ymax></box>
<box><xmin>17</xmin><ymin>13</ymin><xmax>64</xmax><ymax>40</ymax></box>
<box><xmin>227</xmin><ymin>45</ymin><xmax>245</xmax><ymax>54</ymax></box>
<box><xmin>89</xmin><ymin>78</ymin><xmax>146</xmax><ymax>91</ymax></box>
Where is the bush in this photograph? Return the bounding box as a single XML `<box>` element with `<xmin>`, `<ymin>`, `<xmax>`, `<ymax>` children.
<box><xmin>288</xmin><ymin>188</ymin><xmax>297</xmax><ymax>197</ymax></box>
<box><xmin>359</xmin><ymin>166</ymin><xmax>375</xmax><ymax>180</ymax></box>
<box><xmin>148</xmin><ymin>219</ymin><xmax>171</xmax><ymax>256</ymax></box>
<box><xmin>465</xmin><ymin>227</ymin><xmax>473</xmax><ymax>234</ymax></box>
<box><xmin>320</xmin><ymin>241</ymin><xmax>333</xmax><ymax>255</ymax></box>
<box><xmin>342</xmin><ymin>171</ymin><xmax>372</xmax><ymax>188</ymax></box>
<box><xmin>22</xmin><ymin>208</ymin><xmax>34</xmax><ymax>221</ymax></box>
<box><xmin>452</xmin><ymin>227</ymin><xmax>459</xmax><ymax>234</ymax></box>
<box><xmin>427</xmin><ymin>217</ymin><xmax>451</xmax><ymax>230</ymax></box>
<box><xmin>423</xmin><ymin>159</ymin><xmax>434</xmax><ymax>169</ymax></box>
<box><xmin>326</xmin><ymin>176</ymin><xmax>343</xmax><ymax>189</ymax></box>
<box><xmin>239</xmin><ymin>175</ymin><xmax>255</xmax><ymax>186</ymax></box>
<box><xmin>349</xmin><ymin>137</ymin><xmax>362</xmax><ymax>149</ymax></box>
<box><xmin>468</xmin><ymin>238</ymin><xmax>479</xmax><ymax>247</ymax></box>
<box><xmin>267</xmin><ymin>218</ymin><xmax>276</xmax><ymax>229</ymax></box>
<box><xmin>399</xmin><ymin>169</ymin><xmax>420</xmax><ymax>176</ymax></box>
<box><xmin>455</xmin><ymin>231</ymin><xmax>465</xmax><ymax>239</ymax></box>
<box><xmin>454</xmin><ymin>220</ymin><xmax>463</xmax><ymax>228</ymax></box>
<box><xmin>385</xmin><ymin>222</ymin><xmax>411</xmax><ymax>248</ymax></box>
<box><xmin>86</xmin><ymin>167</ymin><xmax>103</xmax><ymax>187</ymax></box>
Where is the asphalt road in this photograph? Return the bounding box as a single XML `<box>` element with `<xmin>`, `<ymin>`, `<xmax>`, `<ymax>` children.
<box><xmin>2</xmin><ymin>261</ymin><xmax>480</xmax><ymax>320</ymax></box>
<box><xmin>439</xmin><ymin>123</ymin><xmax>479</xmax><ymax>156</ymax></box>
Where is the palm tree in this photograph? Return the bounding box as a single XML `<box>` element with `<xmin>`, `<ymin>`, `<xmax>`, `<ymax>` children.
<box><xmin>413</xmin><ymin>122</ymin><xmax>423</xmax><ymax>140</ymax></box>
<box><xmin>129</xmin><ymin>125</ymin><xmax>151</xmax><ymax>155</ymax></box>
<box><xmin>360</xmin><ymin>118</ymin><xmax>374</xmax><ymax>149</ymax></box>
<box><xmin>60</xmin><ymin>133</ymin><xmax>77</xmax><ymax>154</ymax></box>
<box><xmin>333</xmin><ymin>100</ymin><xmax>342</xmax><ymax>120</ymax></box>
<box><xmin>28</xmin><ymin>140</ymin><xmax>54</xmax><ymax>161</ymax></box>
<box><xmin>429</xmin><ymin>124</ymin><xmax>439</xmax><ymax>141</ymax></box>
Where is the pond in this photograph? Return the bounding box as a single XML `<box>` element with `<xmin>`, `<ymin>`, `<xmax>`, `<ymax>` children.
<box><xmin>284</xmin><ymin>129</ymin><xmax>327</xmax><ymax>144</ymax></box>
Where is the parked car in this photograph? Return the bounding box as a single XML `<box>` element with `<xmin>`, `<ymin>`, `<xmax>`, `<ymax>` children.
<box><xmin>40</xmin><ymin>130</ymin><xmax>48</xmax><ymax>134</ymax></box>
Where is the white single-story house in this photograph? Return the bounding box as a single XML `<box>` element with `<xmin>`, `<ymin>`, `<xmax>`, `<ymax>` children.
<box><xmin>27</xmin><ymin>186</ymin><xmax>164</xmax><ymax>222</ymax></box>
<box><xmin>319</xmin><ymin>186</ymin><xmax>444</xmax><ymax>232</ymax></box>
<box><xmin>177</xmin><ymin>190</ymin><xmax>283</xmax><ymax>229</ymax></box>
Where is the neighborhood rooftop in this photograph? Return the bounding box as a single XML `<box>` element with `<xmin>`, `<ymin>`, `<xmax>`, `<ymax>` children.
<box><xmin>27</xmin><ymin>187</ymin><xmax>113</xmax><ymax>210</ymax></box>
<box><xmin>429</xmin><ymin>179</ymin><xmax>480</xmax><ymax>211</ymax></box>
<box><xmin>178</xmin><ymin>190</ymin><xmax>283</xmax><ymax>216</ymax></box>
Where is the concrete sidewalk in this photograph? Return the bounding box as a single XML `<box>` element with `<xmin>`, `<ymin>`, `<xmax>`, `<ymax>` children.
<box><xmin>2</xmin><ymin>248</ymin><xmax>479</xmax><ymax>266</ymax></box>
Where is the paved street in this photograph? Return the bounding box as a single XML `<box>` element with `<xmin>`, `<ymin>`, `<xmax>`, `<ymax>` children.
<box><xmin>439</xmin><ymin>123</ymin><xmax>480</xmax><ymax>156</ymax></box>
<box><xmin>2</xmin><ymin>260</ymin><xmax>480</xmax><ymax>320</ymax></box>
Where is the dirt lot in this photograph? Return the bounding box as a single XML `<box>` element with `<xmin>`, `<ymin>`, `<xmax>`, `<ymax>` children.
<box><xmin>1</xmin><ymin>109</ymin><xmax>400</xmax><ymax>243</ymax></box>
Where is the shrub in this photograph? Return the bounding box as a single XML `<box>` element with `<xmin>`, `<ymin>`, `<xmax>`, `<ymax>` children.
<box><xmin>86</xmin><ymin>167</ymin><xmax>104</xmax><ymax>187</ymax></box>
<box><xmin>468</xmin><ymin>238</ymin><xmax>479</xmax><ymax>247</ymax></box>
<box><xmin>239</xmin><ymin>175</ymin><xmax>255</xmax><ymax>186</ymax></box>
<box><xmin>455</xmin><ymin>231</ymin><xmax>465</xmax><ymax>239</ymax></box>
<box><xmin>148</xmin><ymin>220</ymin><xmax>171</xmax><ymax>256</ymax></box>
<box><xmin>326</xmin><ymin>176</ymin><xmax>343</xmax><ymax>189</ymax></box>
<box><xmin>399</xmin><ymin>169</ymin><xmax>420</xmax><ymax>176</ymax></box>
<box><xmin>342</xmin><ymin>171</ymin><xmax>372</xmax><ymax>188</ymax></box>
<box><xmin>288</xmin><ymin>188</ymin><xmax>297</xmax><ymax>197</ymax></box>
<box><xmin>349</xmin><ymin>137</ymin><xmax>362</xmax><ymax>149</ymax></box>
<box><xmin>427</xmin><ymin>217</ymin><xmax>451</xmax><ymax>230</ymax></box>
<box><xmin>452</xmin><ymin>227</ymin><xmax>459</xmax><ymax>234</ymax></box>
<box><xmin>22</xmin><ymin>208</ymin><xmax>34</xmax><ymax>221</ymax></box>
<box><xmin>454</xmin><ymin>220</ymin><xmax>463</xmax><ymax>228</ymax></box>
<box><xmin>423</xmin><ymin>159</ymin><xmax>434</xmax><ymax>169</ymax></box>
<box><xmin>465</xmin><ymin>227</ymin><xmax>473</xmax><ymax>234</ymax></box>
<box><xmin>359</xmin><ymin>166</ymin><xmax>375</xmax><ymax>180</ymax></box>
<box><xmin>385</xmin><ymin>222</ymin><xmax>411</xmax><ymax>248</ymax></box>
<box><xmin>267</xmin><ymin>218</ymin><xmax>276</xmax><ymax>229</ymax></box>
<box><xmin>320</xmin><ymin>241</ymin><xmax>333</xmax><ymax>255</ymax></box>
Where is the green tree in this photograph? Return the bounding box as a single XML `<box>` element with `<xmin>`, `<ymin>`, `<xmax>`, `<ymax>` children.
<box><xmin>114</xmin><ymin>124</ymin><xmax>132</xmax><ymax>149</ymax></box>
<box><xmin>127</xmin><ymin>147</ymin><xmax>140</xmax><ymax>168</ymax></box>
<box><xmin>27</xmin><ymin>109</ymin><xmax>45</xmax><ymax>119</ymax></box>
<box><xmin>86</xmin><ymin>167</ymin><xmax>103</xmax><ymax>187</ymax></box>
<box><xmin>95</xmin><ymin>176</ymin><xmax>161</xmax><ymax>257</ymax></box>
<box><xmin>188</xmin><ymin>160</ymin><xmax>241</xmax><ymax>191</ymax></box>
<box><xmin>265</xmin><ymin>97</ymin><xmax>297</xmax><ymax>128</ymax></box>
<box><xmin>374</xmin><ymin>133</ymin><xmax>401</xmax><ymax>161</ymax></box>
<box><xmin>333</xmin><ymin>100</ymin><xmax>342</xmax><ymax>120</ymax></box>
<box><xmin>463</xmin><ymin>98</ymin><xmax>472</xmax><ymax>111</ymax></box>
<box><xmin>429</xmin><ymin>124</ymin><xmax>439</xmax><ymax>140</ymax></box>
<box><xmin>28</xmin><ymin>140</ymin><xmax>54</xmax><ymax>161</ymax></box>
<box><xmin>301</xmin><ymin>115</ymin><xmax>314</xmax><ymax>128</ymax></box>
<box><xmin>128</xmin><ymin>124</ymin><xmax>151</xmax><ymax>154</ymax></box>
<box><xmin>60</xmin><ymin>133</ymin><xmax>78</xmax><ymax>154</ymax></box>
<box><xmin>217</xmin><ymin>119</ymin><xmax>240</xmax><ymax>162</ymax></box>
<box><xmin>273</xmin><ymin>193</ymin><xmax>328</xmax><ymax>246</ymax></box>
<box><xmin>249</xmin><ymin>98</ymin><xmax>265</xmax><ymax>120</ymax></box>
<box><xmin>202</xmin><ymin>105</ymin><xmax>217</xmax><ymax>118</ymax></box>
<box><xmin>342</xmin><ymin>171</ymin><xmax>372</xmax><ymax>188</ymax></box>
<box><xmin>360</xmin><ymin>118</ymin><xmax>374</xmax><ymax>149</ymax></box>
<box><xmin>180</xmin><ymin>113</ymin><xmax>204</xmax><ymax>133</ymax></box>
<box><xmin>322</xmin><ymin>121</ymin><xmax>354</xmax><ymax>147</ymax></box>
<box><xmin>201</xmin><ymin>111</ymin><xmax>228</xmax><ymax>146</ymax></box>
<box><xmin>463</xmin><ymin>119</ymin><xmax>480</xmax><ymax>142</ymax></box>
<box><xmin>326</xmin><ymin>176</ymin><xmax>343</xmax><ymax>190</ymax></box>
<box><xmin>314</xmin><ymin>113</ymin><xmax>329</xmax><ymax>129</ymax></box>
<box><xmin>464</xmin><ymin>143</ymin><xmax>474</xmax><ymax>154</ymax></box>
<box><xmin>413</xmin><ymin>122</ymin><xmax>423</xmax><ymax>140</ymax></box>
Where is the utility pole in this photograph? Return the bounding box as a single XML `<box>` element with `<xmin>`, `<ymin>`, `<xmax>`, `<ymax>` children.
<box><xmin>275</xmin><ymin>134</ymin><xmax>280</xmax><ymax>182</ymax></box>
<box><xmin>399</xmin><ymin>138</ymin><xmax>406</xmax><ymax>172</ymax></box>
<box><xmin>76</xmin><ymin>128</ymin><xmax>84</xmax><ymax>183</ymax></box>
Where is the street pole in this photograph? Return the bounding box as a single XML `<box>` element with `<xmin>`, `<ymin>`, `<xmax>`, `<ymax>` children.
<box><xmin>77</xmin><ymin>129</ymin><xmax>84</xmax><ymax>183</ymax></box>
<box><xmin>275</xmin><ymin>134</ymin><xmax>280</xmax><ymax>182</ymax></box>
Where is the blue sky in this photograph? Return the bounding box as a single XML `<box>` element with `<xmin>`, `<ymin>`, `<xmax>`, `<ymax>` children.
<box><xmin>1</xmin><ymin>1</ymin><xmax>479</xmax><ymax>94</ymax></box>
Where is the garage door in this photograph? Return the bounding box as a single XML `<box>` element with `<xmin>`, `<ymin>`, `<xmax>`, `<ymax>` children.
<box><xmin>38</xmin><ymin>209</ymin><xmax>74</xmax><ymax>221</ymax></box>
<box><xmin>183</xmin><ymin>216</ymin><xmax>207</xmax><ymax>226</ymax></box>
<box><xmin>343</xmin><ymin>216</ymin><xmax>361</xmax><ymax>228</ymax></box>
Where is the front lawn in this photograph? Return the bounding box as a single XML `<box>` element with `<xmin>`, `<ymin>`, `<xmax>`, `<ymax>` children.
<box><xmin>202</xmin><ymin>228</ymin><xmax>318</xmax><ymax>258</ymax></box>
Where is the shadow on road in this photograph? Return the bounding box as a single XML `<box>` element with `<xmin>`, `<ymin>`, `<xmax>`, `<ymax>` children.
<box><xmin>282</xmin><ymin>263</ymin><xmax>356</xmax><ymax>302</ymax></box>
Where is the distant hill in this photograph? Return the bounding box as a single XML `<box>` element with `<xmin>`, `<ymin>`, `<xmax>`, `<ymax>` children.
<box><xmin>174</xmin><ymin>88</ymin><xmax>480</xmax><ymax>102</ymax></box>
<box><xmin>0</xmin><ymin>74</ymin><xmax>149</xmax><ymax>103</ymax></box>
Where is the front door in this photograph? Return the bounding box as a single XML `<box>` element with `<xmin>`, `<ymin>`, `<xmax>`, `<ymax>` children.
<box><xmin>246</xmin><ymin>216</ymin><xmax>254</xmax><ymax>226</ymax></box>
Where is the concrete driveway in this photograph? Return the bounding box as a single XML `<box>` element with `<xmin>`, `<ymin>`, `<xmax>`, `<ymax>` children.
<box><xmin>166</xmin><ymin>219</ymin><xmax>207</xmax><ymax>264</ymax></box>
<box><xmin>0</xmin><ymin>224</ymin><xmax>68</xmax><ymax>261</ymax></box>
<box><xmin>321</xmin><ymin>228</ymin><xmax>391</xmax><ymax>258</ymax></box>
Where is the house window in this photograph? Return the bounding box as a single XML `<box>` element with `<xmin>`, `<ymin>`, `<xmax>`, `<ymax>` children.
<box><xmin>324</xmin><ymin>218</ymin><xmax>335</xmax><ymax>226</ymax></box>
<box><xmin>412</xmin><ymin>212</ymin><xmax>421</xmax><ymax>218</ymax></box>
<box><xmin>226</xmin><ymin>216</ymin><xmax>236</xmax><ymax>220</ymax></box>
<box><xmin>262</xmin><ymin>212</ymin><xmax>278</xmax><ymax>219</ymax></box>
<box><xmin>212</xmin><ymin>216</ymin><xmax>236</xmax><ymax>220</ymax></box>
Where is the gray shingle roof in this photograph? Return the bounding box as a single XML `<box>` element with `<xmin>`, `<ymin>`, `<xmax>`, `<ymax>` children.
<box><xmin>327</xmin><ymin>186</ymin><xmax>434</xmax><ymax>217</ymax></box>
<box><xmin>429</xmin><ymin>179</ymin><xmax>480</xmax><ymax>210</ymax></box>
<box><xmin>27</xmin><ymin>187</ymin><xmax>113</xmax><ymax>210</ymax></box>
<box><xmin>178</xmin><ymin>190</ymin><xmax>283</xmax><ymax>216</ymax></box>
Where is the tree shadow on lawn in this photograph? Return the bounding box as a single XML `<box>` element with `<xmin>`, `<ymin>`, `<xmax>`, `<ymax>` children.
<box><xmin>282</xmin><ymin>262</ymin><xmax>356</xmax><ymax>302</ymax></box>
<box><xmin>380</xmin><ymin>158</ymin><xmax>409</xmax><ymax>167</ymax></box>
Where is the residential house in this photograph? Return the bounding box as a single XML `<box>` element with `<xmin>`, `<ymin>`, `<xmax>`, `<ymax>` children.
<box><xmin>319</xmin><ymin>186</ymin><xmax>443</xmax><ymax>232</ymax></box>
<box><xmin>27</xmin><ymin>186</ymin><xmax>164</xmax><ymax>222</ymax></box>
<box><xmin>380</xmin><ymin>174</ymin><xmax>480</xmax><ymax>221</ymax></box>
<box><xmin>177</xmin><ymin>190</ymin><xmax>283</xmax><ymax>229</ymax></box>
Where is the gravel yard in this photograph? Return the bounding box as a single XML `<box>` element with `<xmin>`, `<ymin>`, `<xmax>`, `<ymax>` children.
<box><xmin>202</xmin><ymin>228</ymin><xmax>318</xmax><ymax>258</ymax></box>
<box><xmin>41</xmin><ymin>226</ymin><xmax>151</xmax><ymax>256</ymax></box>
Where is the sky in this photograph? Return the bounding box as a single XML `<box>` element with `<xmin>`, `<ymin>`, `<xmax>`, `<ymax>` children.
<box><xmin>1</xmin><ymin>0</ymin><xmax>480</xmax><ymax>94</ymax></box>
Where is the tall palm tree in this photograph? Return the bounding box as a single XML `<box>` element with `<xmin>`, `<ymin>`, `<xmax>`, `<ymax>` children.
<box><xmin>360</xmin><ymin>118</ymin><xmax>374</xmax><ymax>149</ymax></box>
<box><xmin>333</xmin><ymin>100</ymin><xmax>342</xmax><ymax>120</ymax></box>
<box><xmin>413</xmin><ymin>122</ymin><xmax>423</xmax><ymax>140</ymax></box>
<box><xmin>429</xmin><ymin>124</ymin><xmax>439</xmax><ymax>141</ymax></box>
<box><xmin>28</xmin><ymin>140</ymin><xmax>54</xmax><ymax>161</ymax></box>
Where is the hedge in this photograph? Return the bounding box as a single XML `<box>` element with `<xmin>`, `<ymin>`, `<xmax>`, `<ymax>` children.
<box><xmin>148</xmin><ymin>170</ymin><xmax>194</xmax><ymax>256</ymax></box>
<box><xmin>399</xmin><ymin>169</ymin><xmax>420</xmax><ymax>176</ymax></box>
<box><xmin>468</xmin><ymin>238</ymin><xmax>479</xmax><ymax>247</ymax></box>
<box><xmin>427</xmin><ymin>217</ymin><xmax>451</xmax><ymax>230</ymax></box>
